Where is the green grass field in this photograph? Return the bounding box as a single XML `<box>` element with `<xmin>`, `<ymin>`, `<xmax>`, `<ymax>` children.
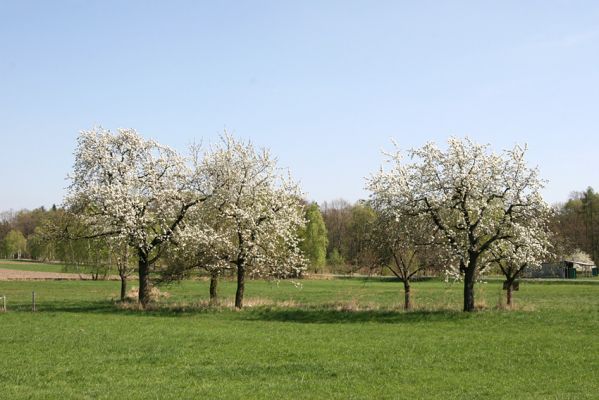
<box><xmin>0</xmin><ymin>277</ymin><xmax>598</xmax><ymax>399</ymax></box>
<box><xmin>0</xmin><ymin>260</ymin><xmax>66</xmax><ymax>273</ymax></box>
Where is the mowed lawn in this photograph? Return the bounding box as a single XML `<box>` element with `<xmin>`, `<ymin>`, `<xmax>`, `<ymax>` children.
<box><xmin>0</xmin><ymin>278</ymin><xmax>598</xmax><ymax>399</ymax></box>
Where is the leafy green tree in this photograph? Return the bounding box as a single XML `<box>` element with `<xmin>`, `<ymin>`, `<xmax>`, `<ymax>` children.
<box><xmin>554</xmin><ymin>187</ymin><xmax>599</xmax><ymax>264</ymax></box>
<box><xmin>14</xmin><ymin>207</ymin><xmax>46</xmax><ymax>238</ymax></box>
<box><xmin>579</xmin><ymin>187</ymin><xmax>599</xmax><ymax>263</ymax></box>
<box><xmin>27</xmin><ymin>228</ymin><xmax>47</xmax><ymax>260</ymax></box>
<box><xmin>3</xmin><ymin>229</ymin><xmax>27</xmax><ymax>259</ymax></box>
<box><xmin>299</xmin><ymin>203</ymin><xmax>328</xmax><ymax>272</ymax></box>
<box><xmin>26</xmin><ymin>207</ymin><xmax>67</xmax><ymax>261</ymax></box>
<box><xmin>327</xmin><ymin>248</ymin><xmax>345</xmax><ymax>271</ymax></box>
<box><xmin>346</xmin><ymin>202</ymin><xmax>377</xmax><ymax>272</ymax></box>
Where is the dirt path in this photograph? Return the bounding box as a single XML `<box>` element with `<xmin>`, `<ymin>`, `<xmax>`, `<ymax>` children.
<box><xmin>0</xmin><ymin>268</ymin><xmax>117</xmax><ymax>281</ymax></box>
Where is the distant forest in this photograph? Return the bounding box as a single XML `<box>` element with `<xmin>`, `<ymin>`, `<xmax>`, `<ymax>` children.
<box><xmin>1</xmin><ymin>187</ymin><xmax>598</xmax><ymax>274</ymax></box>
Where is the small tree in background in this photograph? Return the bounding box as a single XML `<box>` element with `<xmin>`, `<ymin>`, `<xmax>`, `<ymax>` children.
<box><xmin>162</xmin><ymin>207</ymin><xmax>235</xmax><ymax>304</ymax></box>
<box><xmin>299</xmin><ymin>203</ymin><xmax>328</xmax><ymax>273</ymax></box>
<box><xmin>551</xmin><ymin>188</ymin><xmax>599</xmax><ymax>264</ymax></box>
<box><xmin>489</xmin><ymin>220</ymin><xmax>552</xmax><ymax>306</ymax></box>
<box><xmin>369</xmin><ymin>209</ymin><xmax>438</xmax><ymax>310</ymax></box>
<box><xmin>62</xmin><ymin>237</ymin><xmax>111</xmax><ymax>280</ymax></box>
<box><xmin>2</xmin><ymin>229</ymin><xmax>27</xmax><ymax>259</ymax></box>
<box><xmin>346</xmin><ymin>202</ymin><xmax>377</xmax><ymax>273</ymax></box>
<box><xmin>327</xmin><ymin>248</ymin><xmax>345</xmax><ymax>272</ymax></box>
<box><xmin>26</xmin><ymin>207</ymin><xmax>68</xmax><ymax>263</ymax></box>
<box><xmin>27</xmin><ymin>227</ymin><xmax>53</xmax><ymax>261</ymax></box>
<box><xmin>109</xmin><ymin>239</ymin><xmax>135</xmax><ymax>302</ymax></box>
<box><xmin>566</xmin><ymin>249</ymin><xmax>594</xmax><ymax>264</ymax></box>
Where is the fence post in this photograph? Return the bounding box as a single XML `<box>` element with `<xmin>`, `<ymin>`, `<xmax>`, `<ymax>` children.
<box><xmin>1</xmin><ymin>295</ymin><xmax>5</xmax><ymax>312</ymax></box>
<box><xmin>32</xmin><ymin>291</ymin><xmax>36</xmax><ymax>312</ymax></box>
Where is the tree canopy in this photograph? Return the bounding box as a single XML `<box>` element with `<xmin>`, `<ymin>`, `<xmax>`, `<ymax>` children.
<box><xmin>66</xmin><ymin>127</ymin><xmax>205</xmax><ymax>306</ymax></box>
<box><xmin>368</xmin><ymin>137</ymin><xmax>552</xmax><ymax>311</ymax></box>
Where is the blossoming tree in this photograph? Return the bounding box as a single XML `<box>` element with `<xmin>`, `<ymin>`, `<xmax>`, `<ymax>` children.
<box><xmin>368</xmin><ymin>137</ymin><xmax>552</xmax><ymax>311</ymax></box>
<box><xmin>367</xmin><ymin>207</ymin><xmax>439</xmax><ymax>310</ymax></box>
<box><xmin>199</xmin><ymin>135</ymin><xmax>306</xmax><ymax>309</ymax></box>
<box><xmin>162</xmin><ymin>207</ymin><xmax>235</xmax><ymax>304</ymax></box>
<box><xmin>489</xmin><ymin>219</ymin><xmax>552</xmax><ymax>306</ymax></box>
<box><xmin>66</xmin><ymin>128</ymin><xmax>206</xmax><ymax>306</ymax></box>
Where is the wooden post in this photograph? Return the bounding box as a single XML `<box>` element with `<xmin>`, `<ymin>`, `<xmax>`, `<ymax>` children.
<box><xmin>32</xmin><ymin>291</ymin><xmax>36</xmax><ymax>312</ymax></box>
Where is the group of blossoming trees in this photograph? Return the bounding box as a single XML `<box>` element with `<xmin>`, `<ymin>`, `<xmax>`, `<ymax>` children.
<box><xmin>63</xmin><ymin>128</ymin><xmax>551</xmax><ymax>312</ymax></box>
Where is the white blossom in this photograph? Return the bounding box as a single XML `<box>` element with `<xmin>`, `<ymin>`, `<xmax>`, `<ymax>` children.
<box><xmin>367</xmin><ymin>137</ymin><xmax>552</xmax><ymax>311</ymax></box>
<box><xmin>66</xmin><ymin>127</ymin><xmax>203</xmax><ymax>305</ymax></box>
<box><xmin>175</xmin><ymin>134</ymin><xmax>307</xmax><ymax>308</ymax></box>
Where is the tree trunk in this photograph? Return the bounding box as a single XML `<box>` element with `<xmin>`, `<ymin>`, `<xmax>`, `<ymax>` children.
<box><xmin>235</xmin><ymin>262</ymin><xmax>245</xmax><ymax>309</ymax></box>
<box><xmin>120</xmin><ymin>274</ymin><xmax>127</xmax><ymax>302</ymax></box>
<box><xmin>138</xmin><ymin>251</ymin><xmax>151</xmax><ymax>307</ymax></box>
<box><xmin>209</xmin><ymin>272</ymin><xmax>218</xmax><ymax>304</ymax></box>
<box><xmin>506</xmin><ymin>281</ymin><xmax>513</xmax><ymax>307</ymax></box>
<box><xmin>119</xmin><ymin>245</ymin><xmax>129</xmax><ymax>302</ymax></box>
<box><xmin>403</xmin><ymin>280</ymin><xmax>412</xmax><ymax>310</ymax></box>
<box><xmin>463</xmin><ymin>264</ymin><xmax>476</xmax><ymax>312</ymax></box>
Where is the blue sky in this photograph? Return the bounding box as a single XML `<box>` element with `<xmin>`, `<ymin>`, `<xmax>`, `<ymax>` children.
<box><xmin>1</xmin><ymin>1</ymin><xmax>598</xmax><ymax>210</ymax></box>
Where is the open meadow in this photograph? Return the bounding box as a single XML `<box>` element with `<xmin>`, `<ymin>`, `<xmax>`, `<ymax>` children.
<box><xmin>1</xmin><ymin>271</ymin><xmax>598</xmax><ymax>399</ymax></box>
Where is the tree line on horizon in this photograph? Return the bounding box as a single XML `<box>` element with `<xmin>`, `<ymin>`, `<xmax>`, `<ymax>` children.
<box><xmin>3</xmin><ymin>188</ymin><xmax>595</xmax><ymax>275</ymax></box>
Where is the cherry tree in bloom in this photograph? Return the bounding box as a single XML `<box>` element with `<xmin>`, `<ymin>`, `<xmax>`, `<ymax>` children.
<box><xmin>191</xmin><ymin>134</ymin><xmax>306</xmax><ymax>309</ymax></box>
<box><xmin>489</xmin><ymin>218</ymin><xmax>552</xmax><ymax>306</ymax></box>
<box><xmin>368</xmin><ymin>137</ymin><xmax>552</xmax><ymax>312</ymax></box>
<box><xmin>163</xmin><ymin>207</ymin><xmax>236</xmax><ymax>304</ymax></box>
<box><xmin>368</xmin><ymin>209</ymin><xmax>440</xmax><ymax>310</ymax></box>
<box><xmin>566</xmin><ymin>249</ymin><xmax>594</xmax><ymax>264</ymax></box>
<box><xmin>66</xmin><ymin>128</ymin><xmax>206</xmax><ymax>306</ymax></box>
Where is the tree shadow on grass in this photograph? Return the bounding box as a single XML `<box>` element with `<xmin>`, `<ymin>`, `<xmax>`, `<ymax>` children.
<box><xmin>12</xmin><ymin>299</ymin><xmax>472</xmax><ymax>324</ymax></box>
<box><xmin>240</xmin><ymin>307</ymin><xmax>471</xmax><ymax>324</ymax></box>
<box><xmin>25</xmin><ymin>297</ymin><xmax>262</xmax><ymax>318</ymax></box>
<box><xmin>28</xmin><ymin>301</ymin><xmax>212</xmax><ymax>317</ymax></box>
<box><xmin>9</xmin><ymin>300</ymin><xmax>117</xmax><ymax>314</ymax></box>
<box><xmin>332</xmin><ymin>275</ymin><xmax>439</xmax><ymax>284</ymax></box>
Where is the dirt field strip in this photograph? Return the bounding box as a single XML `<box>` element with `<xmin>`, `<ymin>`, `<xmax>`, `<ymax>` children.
<box><xmin>0</xmin><ymin>269</ymin><xmax>118</xmax><ymax>281</ymax></box>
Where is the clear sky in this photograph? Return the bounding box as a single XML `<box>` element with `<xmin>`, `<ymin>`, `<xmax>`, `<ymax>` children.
<box><xmin>1</xmin><ymin>0</ymin><xmax>598</xmax><ymax>210</ymax></box>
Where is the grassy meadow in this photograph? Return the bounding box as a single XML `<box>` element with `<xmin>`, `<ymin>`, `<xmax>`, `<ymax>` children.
<box><xmin>0</xmin><ymin>260</ymin><xmax>66</xmax><ymax>273</ymax></box>
<box><xmin>0</xmin><ymin>274</ymin><xmax>598</xmax><ymax>399</ymax></box>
